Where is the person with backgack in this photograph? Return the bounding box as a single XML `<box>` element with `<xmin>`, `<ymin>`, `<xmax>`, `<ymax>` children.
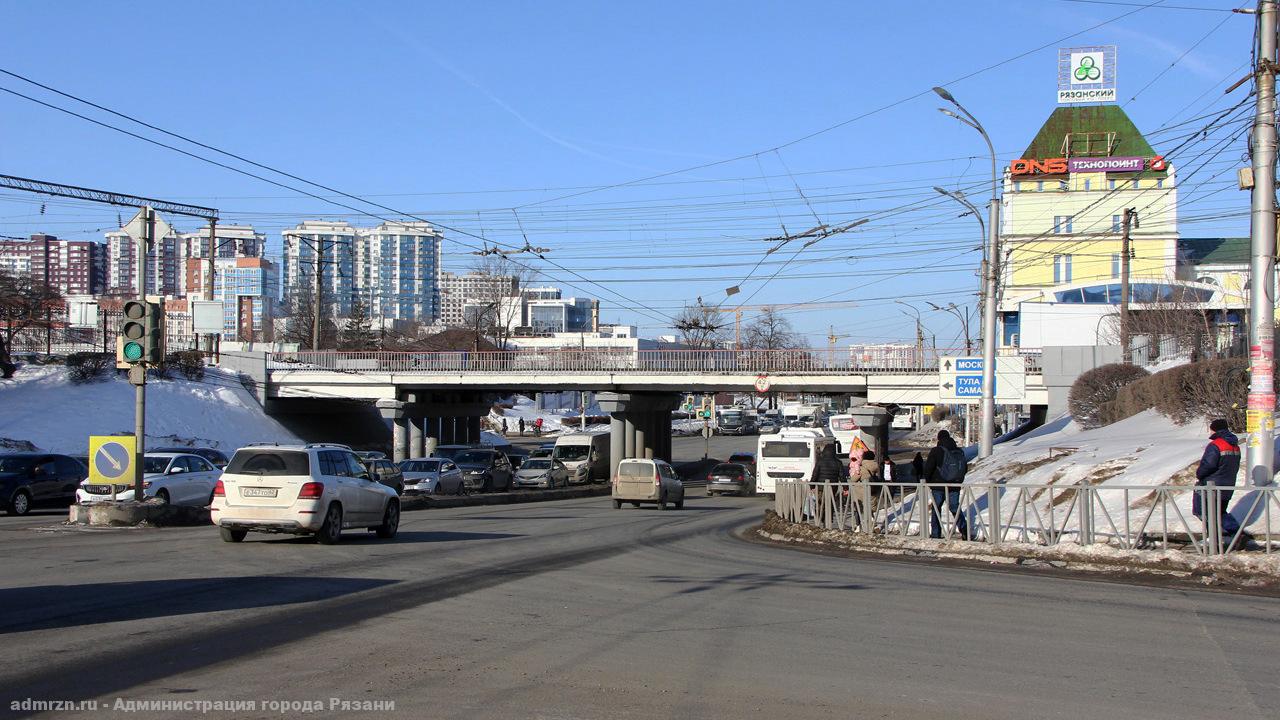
<box><xmin>1194</xmin><ymin>418</ymin><xmax>1245</xmax><ymax>550</ymax></box>
<box><xmin>924</xmin><ymin>430</ymin><xmax>969</xmax><ymax>540</ymax></box>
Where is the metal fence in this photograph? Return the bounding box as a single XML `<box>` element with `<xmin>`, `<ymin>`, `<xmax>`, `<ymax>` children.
<box><xmin>7</xmin><ymin>310</ymin><xmax>199</xmax><ymax>356</ymax></box>
<box><xmin>774</xmin><ymin>480</ymin><xmax>1280</xmax><ymax>556</ymax></box>
<box><xmin>267</xmin><ymin>348</ymin><xmax>1043</xmax><ymax>375</ymax></box>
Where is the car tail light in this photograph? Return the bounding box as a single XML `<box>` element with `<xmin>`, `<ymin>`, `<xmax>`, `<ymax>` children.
<box><xmin>706</xmin><ymin>474</ymin><xmax>713</xmax><ymax>482</ymax></box>
<box><xmin>212</xmin><ymin>480</ymin><xmax>225</xmax><ymax>497</ymax></box>
<box><xmin>298</xmin><ymin>482</ymin><xmax>324</xmax><ymax>499</ymax></box>
<box><xmin>654</xmin><ymin>470</ymin><xmax>661</xmax><ymax>486</ymax></box>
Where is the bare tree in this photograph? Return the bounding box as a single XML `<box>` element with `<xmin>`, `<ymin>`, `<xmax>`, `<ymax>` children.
<box><xmin>674</xmin><ymin>302</ymin><xmax>727</xmax><ymax>349</ymax></box>
<box><xmin>741</xmin><ymin>306</ymin><xmax>801</xmax><ymax>350</ymax></box>
<box><xmin>1098</xmin><ymin>286</ymin><xmax>1225</xmax><ymax>361</ymax></box>
<box><xmin>0</xmin><ymin>270</ymin><xmax>61</xmax><ymax>378</ymax></box>
<box><xmin>465</xmin><ymin>255</ymin><xmax>530</xmax><ymax>350</ymax></box>
<box><xmin>280</xmin><ymin>282</ymin><xmax>337</xmax><ymax>350</ymax></box>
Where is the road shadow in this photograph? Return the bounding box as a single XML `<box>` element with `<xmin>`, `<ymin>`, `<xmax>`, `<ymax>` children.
<box><xmin>0</xmin><ymin>576</ymin><xmax>395</xmax><ymax>635</ymax></box>
<box><xmin>647</xmin><ymin>571</ymin><xmax>866</xmax><ymax>595</ymax></box>
<box><xmin>258</xmin><ymin>530</ymin><xmax>524</xmax><ymax>545</ymax></box>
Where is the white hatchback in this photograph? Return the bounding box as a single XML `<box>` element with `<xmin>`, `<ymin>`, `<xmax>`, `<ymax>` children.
<box><xmin>212</xmin><ymin>445</ymin><xmax>399</xmax><ymax>544</ymax></box>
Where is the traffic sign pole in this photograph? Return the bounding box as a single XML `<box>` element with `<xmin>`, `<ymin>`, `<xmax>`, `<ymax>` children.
<box><xmin>133</xmin><ymin>206</ymin><xmax>152</xmax><ymax>502</ymax></box>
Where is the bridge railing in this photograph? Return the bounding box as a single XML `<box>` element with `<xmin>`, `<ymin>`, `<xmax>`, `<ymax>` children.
<box><xmin>266</xmin><ymin>348</ymin><xmax>1042</xmax><ymax>375</ymax></box>
<box><xmin>774</xmin><ymin>480</ymin><xmax>1278</xmax><ymax>556</ymax></box>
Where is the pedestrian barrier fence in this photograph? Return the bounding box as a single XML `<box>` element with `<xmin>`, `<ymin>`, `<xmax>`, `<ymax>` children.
<box><xmin>773</xmin><ymin>480</ymin><xmax>1280</xmax><ymax>556</ymax></box>
<box><xmin>267</xmin><ymin>348</ymin><xmax>1042</xmax><ymax>375</ymax></box>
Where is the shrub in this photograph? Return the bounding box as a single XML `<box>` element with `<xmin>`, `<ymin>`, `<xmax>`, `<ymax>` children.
<box><xmin>929</xmin><ymin>405</ymin><xmax>951</xmax><ymax>422</ymax></box>
<box><xmin>66</xmin><ymin>352</ymin><xmax>112</xmax><ymax>384</ymax></box>
<box><xmin>165</xmin><ymin>350</ymin><xmax>206</xmax><ymax>381</ymax></box>
<box><xmin>1068</xmin><ymin>364</ymin><xmax>1150</xmax><ymax>429</ymax></box>
<box><xmin>1103</xmin><ymin>358</ymin><xmax>1254</xmax><ymax>429</ymax></box>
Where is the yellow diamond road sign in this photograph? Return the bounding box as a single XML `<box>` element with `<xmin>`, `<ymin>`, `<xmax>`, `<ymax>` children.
<box><xmin>88</xmin><ymin>436</ymin><xmax>135</xmax><ymax>485</ymax></box>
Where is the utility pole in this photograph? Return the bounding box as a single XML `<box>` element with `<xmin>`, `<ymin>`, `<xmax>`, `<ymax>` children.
<box><xmin>205</xmin><ymin>218</ymin><xmax>216</xmax><ymax>354</ymax></box>
<box><xmin>1119</xmin><ymin>208</ymin><xmax>1138</xmax><ymax>357</ymax></box>
<box><xmin>312</xmin><ymin>239</ymin><xmax>324</xmax><ymax>352</ymax></box>
<box><xmin>1248</xmin><ymin>0</ymin><xmax>1278</xmax><ymax>486</ymax></box>
<box><xmin>133</xmin><ymin>206</ymin><xmax>152</xmax><ymax>501</ymax></box>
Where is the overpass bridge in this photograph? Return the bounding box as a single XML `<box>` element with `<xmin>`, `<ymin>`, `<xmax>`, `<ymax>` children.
<box><xmin>221</xmin><ymin>348</ymin><xmax>1046</xmax><ymax>468</ymax></box>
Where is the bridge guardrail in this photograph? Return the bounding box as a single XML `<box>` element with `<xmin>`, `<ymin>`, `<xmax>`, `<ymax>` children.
<box><xmin>774</xmin><ymin>480</ymin><xmax>1278</xmax><ymax>556</ymax></box>
<box><xmin>266</xmin><ymin>348</ymin><xmax>1042</xmax><ymax>375</ymax></box>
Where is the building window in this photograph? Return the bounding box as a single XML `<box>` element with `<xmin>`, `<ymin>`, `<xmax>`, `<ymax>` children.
<box><xmin>1053</xmin><ymin>215</ymin><xmax>1074</xmax><ymax>234</ymax></box>
<box><xmin>1112</xmin><ymin>214</ymin><xmax>1123</xmax><ymax>233</ymax></box>
<box><xmin>1054</xmin><ymin>254</ymin><xmax>1073</xmax><ymax>284</ymax></box>
<box><xmin>1108</xmin><ymin>179</ymin><xmax>1117</xmax><ymax>190</ymax></box>
<box><xmin>1157</xmin><ymin>178</ymin><xmax>1164</xmax><ymax>189</ymax></box>
<box><xmin>1036</xmin><ymin>181</ymin><xmax>1044</xmax><ymax>192</ymax></box>
<box><xmin>1014</xmin><ymin>181</ymin><xmax>1021</xmax><ymax>192</ymax></box>
<box><xmin>1084</xmin><ymin>179</ymin><xmax>1091</xmax><ymax>191</ymax></box>
<box><xmin>1112</xmin><ymin>253</ymin><xmax>1121</xmax><ymax>279</ymax></box>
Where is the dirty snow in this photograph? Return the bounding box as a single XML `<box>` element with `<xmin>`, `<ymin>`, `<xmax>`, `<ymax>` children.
<box><xmin>0</xmin><ymin>365</ymin><xmax>301</xmax><ymax>454</ymax></box>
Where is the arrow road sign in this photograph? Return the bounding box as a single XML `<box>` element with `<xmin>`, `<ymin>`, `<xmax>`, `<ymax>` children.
<box><xmin>938</xmin><ymin>356</ymin><xmax>1026</xmax><ymax>402</ymax></box>
<box><xmin>88</xmin><ymin>435</ymin><xmax>136</xmax><ymax>484</ymax></box>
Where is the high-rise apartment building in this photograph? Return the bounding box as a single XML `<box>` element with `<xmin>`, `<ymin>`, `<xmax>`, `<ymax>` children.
<box><xmin>211</xmin><ymin>257</ymin><xmax>277</xmax><ymax>341</ymax></box>
<box><xmin>281</xmin><ymin>221</ymin><xmax>358</xmax><ymax>318</ymax></box>
<box><xmin>353</xmin><ymin>222</ymin><xmax>441</xmax><ymax>323</ymax></box>
<box><xmin>438</xmin><ymin>270</ymin><xmax>518</xmax><ymax>327</ymax></box>
<box><xmin>105</xmin><ymin>224</ymin><xmax>181</xmax><ymax>296</ymax></box>
<box><xmin>0</xmin><ymin>234</ymin><xmax>105</xmax><ymax>295</ymax></box>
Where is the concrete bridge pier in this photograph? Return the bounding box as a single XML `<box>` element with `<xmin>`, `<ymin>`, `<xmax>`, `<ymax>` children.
<box><xmin>380</xmin><ymin>392</ymin><xmax>492</xmax><ymax>459</ymax></box>
<box><xmin>597</xmin><ymin>393</ymin><xmax>681</xmax><ymax>477</ymax></box>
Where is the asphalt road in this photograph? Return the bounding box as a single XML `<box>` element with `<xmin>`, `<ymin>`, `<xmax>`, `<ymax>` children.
<box><xmin>1</xmin><ymin>433</ymin><xmax>1278</xmax><ymax>719</ymax></box>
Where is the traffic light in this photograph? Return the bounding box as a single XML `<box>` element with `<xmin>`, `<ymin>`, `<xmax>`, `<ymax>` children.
<box><xmin>117</xmin><ymin>300</ymin><xmax>164</xmax><ymax>365</ymax></box>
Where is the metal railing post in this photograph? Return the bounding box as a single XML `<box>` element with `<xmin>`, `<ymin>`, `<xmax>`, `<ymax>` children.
<box><xmin>987</xmin><ymin>483</ymin><xmax>1000</xmax><ymax>545</ymax></box>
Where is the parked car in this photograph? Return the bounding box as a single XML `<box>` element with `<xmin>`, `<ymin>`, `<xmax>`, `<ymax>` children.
<box><xmin>756</xmin><ymin>417</ymin><xmax>781</xmax><ymax>434</ymax></box>
<box><xmin>431</xmin><ymin>444</ymin><xmax>475</xmax><ymax>461</ymax></box>
<box><xmin>1</xmin><ymin>453</ymin><xmax>85</xmax><ymax>515</ymax></box>
<box><xmin>611</xmin><ymin>458</ymin><xmax>684</xmax><ymax>510</ymax></box>
<box><xmin>399</xmin><ymin>458</ymin><xmax>465</xmax><ymax>495</ymax></box>
<box><xmin>727</xmin><ymin>452</ymin><xmax>757</xmax><ymax>476</ymax></box>
<box><xmin>512</xmin><ymin>458</ymin><xmax>570</xmax><ymax>489</ymax></box>
<box><xmin>502</xmin><ymin>445</ymin><xmax>531</xmax><ymax>469</ymax></box>
<box><xmin>705</xmin><ymin>463</ymin><xmax>756</xmax><ymax>497</ymax></box>
<box><xmin>527</xmin><ymin>447</ymin><xmax>553</xmax><ymax>461</ymax></box>
<box><xmin>151</xmin><ymin>446</ymin><xmax>230</xmax><ymax>469</ymax></box>
<box><xmin>365</xmin><ymin>458</ymin><xmax>404</xmax><ymax>495</ymax></box>
<box><xmin>212</xmin><ymin>444</ymin><xmax>399</xmax><ymax>544</ymax></box>
<box><xmin>77</xmin><ymin>453</ymin><xmax>221</xmax><ymax>506</ymax></box>
<box><xmin>355</xmin><ymin>450</ymin><xmax>388</xmax><ymax>462</ymax></box>
<box><xmin>453</xmin><ymin>449</ymin><xmax>514</xmax><ymax>493</ymax></box>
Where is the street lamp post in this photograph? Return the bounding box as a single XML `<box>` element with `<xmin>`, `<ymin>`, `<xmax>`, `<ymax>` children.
<box><xmin>895</xmin><ymin>300</ymin><xmax>926</xmax><ymax>365</ymax></box>
<box><xmin>934</xmin><ymin>86</ymin><xmax>1000</xmax><ymax>459</ymax></box>
<box><xmin>928</xmin><ymin>301</ymin><xmax>973</xmax><ymax>354</ymax></box>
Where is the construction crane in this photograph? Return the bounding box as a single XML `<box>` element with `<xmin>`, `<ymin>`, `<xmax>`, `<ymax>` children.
<box><xmin>720</xmin><ymin>300</ymin><xmax>860</xmax><ymax>349</ymax></box>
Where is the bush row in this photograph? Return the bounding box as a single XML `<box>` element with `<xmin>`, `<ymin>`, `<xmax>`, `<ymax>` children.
<box><xmin>1069</xmin><ymin>358</ymin><xmax>1268</xmax><ymax>429</ymax></box>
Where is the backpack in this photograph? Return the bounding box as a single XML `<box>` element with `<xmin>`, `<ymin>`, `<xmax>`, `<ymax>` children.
<box><xmin>938</xmin><ymin>448</ymin><xmax>965</xmax><ymax>483</ymax></box>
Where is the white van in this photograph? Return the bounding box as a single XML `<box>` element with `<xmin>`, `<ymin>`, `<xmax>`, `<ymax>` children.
<box><xmin>755</xmin><ymin>428</ymin><xmax>835</xmax><ymax>497</ymax></box>
<box><xmin>782</xmin><ymin>403</ymin><xmax>827</xmax><ymax>429</ymax></box>
<box><xmin>553</xmin><ymin>432</ymin><xmax>610</xmax><ymax>483</ymax></box>
<box><xmin>828</xmin><ymin>414</ymin><xmax>861</xmax><ymax>456</ymax></box>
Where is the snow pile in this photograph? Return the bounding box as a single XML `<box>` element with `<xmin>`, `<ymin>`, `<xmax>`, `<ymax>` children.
<box><xmin>0</xmin><ymin>365</ymin><xmax>301</xmax><ymax>454</ymax></box>
<box><xmin>962</xmin><ymin>410</ymin><xmax>1279</xmax><ymax>538</ymax></box>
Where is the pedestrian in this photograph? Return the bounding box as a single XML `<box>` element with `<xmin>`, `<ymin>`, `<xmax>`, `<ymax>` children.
<box><xmin>847</xmin><ymin>437</ymin><xmax>867</xmax><ymax>480</ymax></box>
<box><xmin>1193</xmin><ymin>418</ymin><xmax>1244</xmax><ymax>549</ymax></box>
<box><xmin>911</xmin><ymin>452</ymin><xmax>925</xmax><ymax>483</ymax></box>
<box><xmin>806</xmin><ymin>443</ymin><xmax>845</xmax><ymax>522</ymax></box>
<box><xmin>501</xmin><ymin>418</ymin><xmax>508</xmax><ymax>436</ymax></box>
<box><xmin>518</xmin><ymin>417</ymin><xmax>525</xmax><ymax>437</ymax></box>
<box><xmin>923</xmin><ymin>430</ymin><xmax>969</xmax><ymax>540</ymax></box>
<box><xmin>533</xmin><ymin>417</ymin><xmax>543</xmax><ymax>437</ymax></box>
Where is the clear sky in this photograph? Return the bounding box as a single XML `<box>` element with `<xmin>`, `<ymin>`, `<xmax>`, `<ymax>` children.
<box><xmin>0</xmin><ymin>0</ymin><xmax>1256</xmax><ymax>347</ymax></box>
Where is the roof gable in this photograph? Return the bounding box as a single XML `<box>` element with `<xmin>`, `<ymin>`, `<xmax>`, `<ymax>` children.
<box><xmin>1021</xmin><ymin>106</ymin><xmax>1158</xmax><ymax>160</ymax></box>
<box><xmin>1179</xmin><ymin>237</ymin><xmax>1250</xmax><ymax>265</ymax></box>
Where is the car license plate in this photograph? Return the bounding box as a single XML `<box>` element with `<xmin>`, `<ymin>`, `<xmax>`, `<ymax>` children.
<box><xmin>241</xmin><ymin>487</ymin><xmax>278</xmax><ymax>498</ymax></box>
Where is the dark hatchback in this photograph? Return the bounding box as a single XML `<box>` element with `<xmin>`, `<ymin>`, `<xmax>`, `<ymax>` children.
<box><xmin>452</xmin><ymin>449</ymin><xmax>514</xmax><ymax>493</ymax></box>
<box><xmin>1</xmin><ymin>453</ymin><xmax>87</xmax><ymax>515</ymax></box>
<box><xmin>705</xmin><ymin>462</ymin><xmax>756</xmax><ymax>497</ymax></box>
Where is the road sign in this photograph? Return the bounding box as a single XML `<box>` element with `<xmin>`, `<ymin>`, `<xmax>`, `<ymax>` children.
<box><xmin>755</xmin><ymin>374</ymin><xmax>771</xmax><ymax>393</ymax></box>
<box><xmin>938</xmin><ymin>356</ymin><xmax>1027</xmax><ymax>402</ymax></box>
<box><xmin>122</xmin><ymin>207</ymin><xmax>173</xmax><ymax>244</ymax></box>
<box><xmin>87</xmin><ymin>435</ymin><xmax>135</xmax><ymax>485</ymax></box>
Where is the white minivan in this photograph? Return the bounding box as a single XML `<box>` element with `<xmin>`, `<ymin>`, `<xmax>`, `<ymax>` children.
<box><xmin>553</xmin><ymin>432</ymin><xmax>610</xmax><ymax>483</ymax></box>
<box><xmin>212</xmin><ymin>444</ymin><xmax>400</xmax><ymax>544</ymax></box>
<box><xmin>755</xmin><ymin>428</ymin><xmax>835</xmax><ymax>497</ymax></box>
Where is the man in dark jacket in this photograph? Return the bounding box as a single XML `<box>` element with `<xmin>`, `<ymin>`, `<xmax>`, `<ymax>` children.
<box><xmin>804</xmin><ymin>444</ymin><xmax>845</xmax><ymax>522</ymax></box>
<box><xmin>1193</xmin><ymin>418</ymin><xmax>1242</xmax><ymax>543</ymax></box>
<box><xmin>923</xmin><ymin>430</ymin><xmax>969</xmax><ymax>539</ymax></box>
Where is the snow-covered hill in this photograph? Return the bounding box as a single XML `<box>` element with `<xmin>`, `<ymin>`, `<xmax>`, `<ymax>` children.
<box><xmin>0</xmin><ymin>365</ymin><xmax>301</xmax><ymax>455</ymax></box>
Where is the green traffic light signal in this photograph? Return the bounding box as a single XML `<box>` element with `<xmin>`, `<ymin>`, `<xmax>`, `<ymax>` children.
<box><xmin>122</xmin><ymin>341</ymin><xmax>143</xmax><ymax>361</ymax></box>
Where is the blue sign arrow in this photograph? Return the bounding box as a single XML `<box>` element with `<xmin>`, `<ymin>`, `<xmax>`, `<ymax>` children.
<box><xmin>95</xmin><ymin>442</ymin><xmax>131</xmax><ymax>480</ymax></box>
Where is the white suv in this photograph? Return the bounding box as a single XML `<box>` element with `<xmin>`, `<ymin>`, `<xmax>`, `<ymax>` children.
<box><xmin>212</xmin><ymin>444</ymin><xmax>399</xmax><ymax>544</ymax></box>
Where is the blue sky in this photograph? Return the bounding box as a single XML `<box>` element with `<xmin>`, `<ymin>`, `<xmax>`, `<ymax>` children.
<box><xmin>0</xmin><ymin>0</ymin><xmax>1255</xmax><ymax>346</ymax></box>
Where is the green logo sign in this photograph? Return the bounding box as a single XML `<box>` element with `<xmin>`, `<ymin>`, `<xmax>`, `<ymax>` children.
<box><xmin>1074</xmin><ymin>55</ymin><xmax>1101</xmax><ymax>82</ymax></box>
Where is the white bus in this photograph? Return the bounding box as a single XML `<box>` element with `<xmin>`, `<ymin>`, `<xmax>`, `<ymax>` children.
<box><xmin>827</xmin><ymin>414</ymin><xmax>862</xmax><ymax>457</ymax></box>
<box><xmin>755</xmin><ymin>428</ymin><xmax>835</xmax><ymax>497</ymax></box>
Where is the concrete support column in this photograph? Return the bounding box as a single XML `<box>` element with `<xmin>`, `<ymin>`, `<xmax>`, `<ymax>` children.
<box><xmin>439</xmin><ymin>416</ymin><xmax>456</xmax><ymax>445</ymax></box>
<box><xmin>424</xmin><ymin>416</ymin><xmax>439</xmax><ymax>457</ymax></box>
<box><xmin>609</xmin><ymin>413</ymin><xmax>625</xmax><ymax>478</ymax></box>
<box><xmin>634</xmin><ymin>412</ymin><xmax>649</xmax><ymax>460</ymax></box>
<box><xmin>392</xmin><ymin>416</ymin><xmax>409</xmax><ymax>463</ymax></box>
<box><xmin>409</xmin><ymin>416</ymin><xmax>425</xmax><ymax>459</ymax></box>
<box><xmin>657</xmin><ymin>410</ymin><xmax>672</xmax><ymax>462</ymax></box>
<box><xmin>468</xmin><ymin>416</ymin><xmax>482</xmax><ymax>445</ymax></box>
<box><xmin>624</xmin><ymin>414</ymin><xmax>636</xmax><ymax>459</ymax></box>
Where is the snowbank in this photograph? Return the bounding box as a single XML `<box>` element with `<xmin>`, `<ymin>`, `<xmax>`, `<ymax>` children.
<box><xmin>0</xmin><ymin>365</ymin><xmax>301</xmax><ymax>454</ymax></box>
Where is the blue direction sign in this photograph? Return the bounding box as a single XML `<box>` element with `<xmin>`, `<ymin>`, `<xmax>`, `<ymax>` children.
<box><xmin>955</xmin><ymin>358</ymin><xmax>983</xmax><ymax>373</ymax></box>
<box><xmin>954</xmin><ymin>375</ymin><xmax>997</xmax><ymax>398</ymax></box>
<box><xmin>88</xmin><ymin>435</ymin><xmax>135</xmax><ymax>484</ymax></box>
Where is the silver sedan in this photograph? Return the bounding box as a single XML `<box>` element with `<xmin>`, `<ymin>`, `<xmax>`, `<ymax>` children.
<box><xmin>512</xmin><ymin>458</ymin><xmax>570</xmax><ymax>489</ymax></box>
<box><xmin>399</xmin><ymin>458</ymin><xmax>465</xmax><ymax>495</ymax></box>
